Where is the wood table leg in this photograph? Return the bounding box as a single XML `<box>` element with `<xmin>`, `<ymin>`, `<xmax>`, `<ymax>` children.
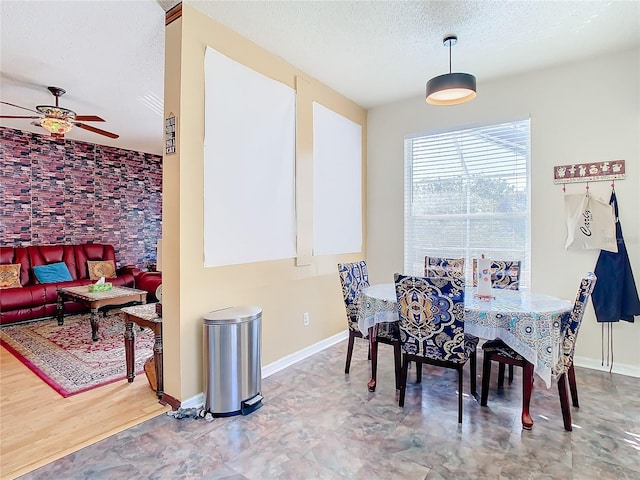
<box><xmin>56</xmin><ymin>294</ymin><xmax>64</xmax><ymax>326</ymax></box>
<box><xmin>521</xmin><ymin>361</ymin><xmax>534</xmax><ymax>429</ymax></box>
<box><xmin>153</xmin><ymin>329</ymin><xmax>163</xmax><ymax>398</ymax></box>
<box><xmin>124</xmin><ymin>320</ymin><xmax>135</xmax><ymax>382</ymax></box>
<box><xmin>90</xmin><ymin>308</ymin><xmax>100</xmax><ymax>341</ymax></box>
<box><xmin>367</xmin><ymin>326</ymin><xmax>377</xmax><ymax>392</ymax></box>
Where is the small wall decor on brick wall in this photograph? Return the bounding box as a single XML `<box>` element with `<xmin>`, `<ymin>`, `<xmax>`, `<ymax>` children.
<box><xmin>0</xmin><ymin>127</ymin><xmax>162</xmax><ymax>268</ymax></box>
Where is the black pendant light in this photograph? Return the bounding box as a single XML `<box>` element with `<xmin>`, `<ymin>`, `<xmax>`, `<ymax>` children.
<box><xmin>426</xmin><ymin>35</ymin><xmax>476</xmax><ymax>105</ymax></box>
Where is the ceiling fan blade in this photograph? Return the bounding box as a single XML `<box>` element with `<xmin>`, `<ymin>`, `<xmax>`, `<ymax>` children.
<box><xmin>74</xmin><ymin>115</ymin><xmax>105</xmax><ymax>122</ymax></box>
<box><xmin>74</xmin><ymin>122</ymin><xmax>119</xmax><ymax>139</ymax></box>
<box><xmin>0</xmin><ymin>115</ymin><xmax>42</xmax><ymax>119</ymax></box>
<box><xmin>1</xmin><ymin>101</ymin><xmax>41</xmax><ymax>114</ymax></box>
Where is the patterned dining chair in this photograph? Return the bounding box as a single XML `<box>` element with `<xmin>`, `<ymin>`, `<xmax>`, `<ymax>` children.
<box><xmin>480</xmin><ymin>272</ymin><xmax>597</xmax><ymax>431</ymax></box>
<box><xmin>472</xmin><ymin>259</ymin><xmax>522</xmax><ymax>290</ymax></box>
<box><xmin>424</xmin><ymin>256</ymin><xmax>465</xmax><ymax>278</ymax></box>
<box><xmin>394</xmin><ymin>273</ymin><xmax>477</xmax><ymax>423</ymax></box>
<box><xmin>424</xmin><ymin>255</ymin><xmax>478</xmax><ymax>395</ymax></box>
<box><xmin>337</xmin><ymin>261</ymin><xmax>401</xmax><ymax>387</ymax></box>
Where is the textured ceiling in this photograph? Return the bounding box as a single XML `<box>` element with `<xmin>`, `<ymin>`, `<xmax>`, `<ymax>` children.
<box><xmin>189</xmin><ymin>0</ymin><xmax>640</xmax><ymax>109</ymax></box>
<box><xmin>1</xmin><ymin>1</ymin><xmax>638</xmax><ymax>155</ymax></box>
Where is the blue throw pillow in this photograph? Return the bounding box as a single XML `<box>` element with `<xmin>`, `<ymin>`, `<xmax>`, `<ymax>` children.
<box><xmin>33</xmin><ymin>262</ymin><xmax>73</xmax><ymax>284</ymax></box>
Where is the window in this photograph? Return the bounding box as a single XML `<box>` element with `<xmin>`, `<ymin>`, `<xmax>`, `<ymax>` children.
<box><xmin>404</xmin><ymin>119</ymin><xmax>530</xmax><ymax>287</ymax></box>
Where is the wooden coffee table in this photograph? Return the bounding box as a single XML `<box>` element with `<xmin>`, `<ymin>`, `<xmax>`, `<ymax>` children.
<box><xmin>121</xmin><ymin>303</ymin><xmax>163</xmax><ymax>399</ymax></box>
<box><xmin>57</xmin><ymin>285</ymin><xmax>147</xmax><ymax>341</ymax></box>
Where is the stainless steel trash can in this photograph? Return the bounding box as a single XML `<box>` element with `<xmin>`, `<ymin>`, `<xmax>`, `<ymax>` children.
<box><xmin>203</xmin><ymin>305</ymin><xmax>262</xmax><ymax>416</ymax></box>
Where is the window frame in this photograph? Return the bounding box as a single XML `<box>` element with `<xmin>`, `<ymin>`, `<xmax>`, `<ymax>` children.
<box><xmin>403</xmin><ymin>119</ymin><xmax>531</xmax><ymax>288</ymax></box>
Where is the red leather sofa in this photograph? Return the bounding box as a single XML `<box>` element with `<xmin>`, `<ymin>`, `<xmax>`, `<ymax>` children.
<box><xmin>0</xmin><ymin>244</ymin><xmax>160</xmax><ymax>325</ymax></box>
<box><xmin>135</xmin><ymin>271</ymin><xmax>162</xmax><ymax>303</ymax></box>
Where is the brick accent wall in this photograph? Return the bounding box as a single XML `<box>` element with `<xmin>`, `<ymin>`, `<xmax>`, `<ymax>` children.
<box><xmin>0</xmin><ymin>127</ymin><xmax>162</xmax><ymax>268</ymax></box>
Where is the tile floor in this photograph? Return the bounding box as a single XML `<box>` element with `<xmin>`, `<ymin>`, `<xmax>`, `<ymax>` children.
<box><xmin>19</xmin><ymin>340</ymin><xmax>640</xmax><ymax>479</ymax></box>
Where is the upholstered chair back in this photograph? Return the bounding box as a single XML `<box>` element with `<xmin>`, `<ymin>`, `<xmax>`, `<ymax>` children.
<box><xmin>337</xmin><ymin>261</ymin><xmax>370</xmax><ymax>332</ymax></box>
<box><xmin>558</xmin><ymin>272</ymin><xmax>597</xmax><ymax>372</ymax></box>
<box><xmin>424</xmin><ymin>256</ymin><xmax>466</xmax><ymax>276</ymax></box>
<box><xmin>424</xmin><ymin>256</ymin><xmax>466</xmax><ymax>291</ymax></box>
<box><xmin>472</xmin><ymin>259</ymin><xmax>521</xmax><ymax>290</ymax></box>
<box><xmin>393</xmin><ymin>273</ymin><xmax>466</xmax><ymax>362</ymax></box>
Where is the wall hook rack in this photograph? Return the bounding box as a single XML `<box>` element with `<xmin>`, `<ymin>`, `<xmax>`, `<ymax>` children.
<box><xmin>553</xmin><ymin>160</ymin><xmax>625</xmax><ymax>184</ymax></box>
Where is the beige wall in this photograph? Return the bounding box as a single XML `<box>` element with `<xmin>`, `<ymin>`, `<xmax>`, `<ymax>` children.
<box><xmin>367</xmin><ymin>48</ymin><xmax>640</xmax><ymax>376</ymax></box>
<box><xmin>163</xmin><ymin>5</ymin><xmax>367</xmax><ymax>400</ymax></box>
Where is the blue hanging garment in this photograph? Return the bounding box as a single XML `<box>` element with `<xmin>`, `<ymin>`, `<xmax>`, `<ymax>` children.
<box><xmin>592</xmin><ymin>191</ymin><xmax>640</xmax><ymax>323</ymax></box>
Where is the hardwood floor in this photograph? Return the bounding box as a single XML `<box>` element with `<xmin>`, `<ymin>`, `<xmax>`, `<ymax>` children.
<box><xmin>0</xmin><ymin>345</ymin><xmax>169</xmax><ymax>480</ymax></box>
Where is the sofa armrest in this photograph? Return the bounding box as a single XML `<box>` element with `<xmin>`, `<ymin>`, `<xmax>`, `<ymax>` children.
<box><xmin>118</xmin><ymin>264</ymin><xmax>141</xmax><ymax>277</ymax></box>
<box><xmin>136</xmin><ymin>271</ymin><xmax>163</xmax><ymax>302</ymax></box>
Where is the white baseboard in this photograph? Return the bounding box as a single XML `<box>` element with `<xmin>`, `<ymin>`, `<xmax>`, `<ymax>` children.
<box><xmin>261</xmin><ymin>329</ymin><xmax>348</xmax><ymax>378</ymax></box>
<box><xmin>180</xmin><ymin>330</ymin><xmax>349</xmax><ymax>409</ymax></box>
<box><xmin>573</xmin><ymin>355</ymin><xmax>640</xmax><ymax>378</ymax></box>
<box><xmin>180</xmin><ymin>392</ymin><xmax>205</xmax><ymax>409</ymax></box>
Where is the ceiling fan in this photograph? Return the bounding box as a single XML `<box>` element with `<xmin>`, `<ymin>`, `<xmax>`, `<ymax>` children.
<box><xmin>0</xmin><ymin>86</ymin><xmax>119</xmax><ymax>139</ymax></box>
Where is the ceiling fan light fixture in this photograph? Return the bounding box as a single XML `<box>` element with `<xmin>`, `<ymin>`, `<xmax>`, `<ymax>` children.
<box><xmin>36</xmin><ymin>105</ymin><xmax>76</xmax><ymax>120</ymax></box>
<box><xmin>1</xmin><ymin>86</ymin><xmax>118</xmax><ymax>139</ymax></box>
<box><xmin>40</xmin><ymin>117</ymin><xmax>73</xmax><ymax>135</ymax></box>
<box><xmin>426</xmin><ymin>35</ymin><xmax>476</xmax><ymax>106</ymax></box>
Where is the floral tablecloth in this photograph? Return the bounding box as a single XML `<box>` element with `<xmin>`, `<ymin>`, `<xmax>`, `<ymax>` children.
<box><xmin>357</xmin><ymin>284</ymin><xmax>572</xmax><ymax>388</ymax></box>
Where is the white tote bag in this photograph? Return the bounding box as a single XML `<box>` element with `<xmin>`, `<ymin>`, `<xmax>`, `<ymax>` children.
<box><xmin>564</xmin><ymin>192</ymin><xmax>617</xmax><ymax>252</ymax></box>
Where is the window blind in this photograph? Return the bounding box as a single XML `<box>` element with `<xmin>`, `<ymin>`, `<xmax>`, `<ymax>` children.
<box><xmin>404</xmin><ymin>119</ymin><xmax>531</xmax><ymax>287</ymax></box>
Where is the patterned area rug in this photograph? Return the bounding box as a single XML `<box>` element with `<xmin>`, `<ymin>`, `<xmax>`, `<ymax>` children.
<box><xmin>0</xmin><ymin>312</ymin><xmax>154</xmax><ymax>397</ymax></box>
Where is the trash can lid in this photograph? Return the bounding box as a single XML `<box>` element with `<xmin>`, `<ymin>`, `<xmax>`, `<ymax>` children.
<box><xmin>203</xmin><ymin>305</ymin><xmax>262</xmax><ymax>325</ymax></box>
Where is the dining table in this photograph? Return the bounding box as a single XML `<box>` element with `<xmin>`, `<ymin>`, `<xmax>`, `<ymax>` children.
<box><xmin>356</xmin><ymin>283</ymin><xmax>573</xmax><ymax>429</ymax></box>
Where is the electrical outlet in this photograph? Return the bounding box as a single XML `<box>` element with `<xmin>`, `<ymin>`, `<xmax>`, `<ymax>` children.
<box><xmin>303</xmin><ymin>312</ymin><xmax>310</xmax><ymax>326</ymax></box>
